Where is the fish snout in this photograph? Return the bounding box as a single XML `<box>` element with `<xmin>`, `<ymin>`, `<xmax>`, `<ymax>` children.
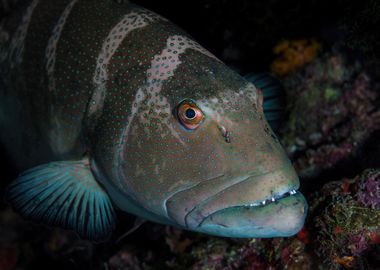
<box><xmin>166</xmin><ymin>164</ymin><xmax>307</xmax><ymax>238</ymax></box>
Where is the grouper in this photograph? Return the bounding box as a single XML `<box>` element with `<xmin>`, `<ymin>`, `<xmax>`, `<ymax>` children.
<box><xmin>0</xmin><ymin>0</ymin><xmax>307</xmax><ymax>241</ymax></box>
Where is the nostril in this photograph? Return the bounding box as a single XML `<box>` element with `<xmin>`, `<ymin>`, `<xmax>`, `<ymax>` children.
<box><xmin>225</xmin><ymin>131</ymin><xmax>231</xmax><ymax>143</ymax></box>
<box><xmin>219</xmin><ymin>126</ymin><xmax>231</xmax><ymax>143</ymax></box>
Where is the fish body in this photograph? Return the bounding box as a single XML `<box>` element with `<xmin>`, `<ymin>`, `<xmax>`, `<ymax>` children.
<box><xmin>0</xmin><ymin>0</ymin><xmax>307</xmax><ymax>240</ymax></box>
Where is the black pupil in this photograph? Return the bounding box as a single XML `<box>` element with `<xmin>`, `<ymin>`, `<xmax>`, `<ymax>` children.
<box><xmin>185</xmin><ymin>108</ymin><xmax>196</xmax><ymax>119</ymax></box>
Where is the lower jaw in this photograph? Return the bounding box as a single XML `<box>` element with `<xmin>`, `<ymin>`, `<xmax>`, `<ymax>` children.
<box><xmin>194</xmin><ymin>192</ymin><xmax>308</xmax><ymax>238</ymax></box>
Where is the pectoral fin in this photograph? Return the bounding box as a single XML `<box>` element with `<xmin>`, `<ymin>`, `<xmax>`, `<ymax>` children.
<box><xmin>5</xmin><ymin>159</ymin><xmax>115</xmax><ymax>241</ymax></box>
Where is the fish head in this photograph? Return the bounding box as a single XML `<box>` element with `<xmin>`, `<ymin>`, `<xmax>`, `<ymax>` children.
<box><xmin>94</xmin><ymin>34</ymin><xmax>307</xmax><ymax>238</ymax></box>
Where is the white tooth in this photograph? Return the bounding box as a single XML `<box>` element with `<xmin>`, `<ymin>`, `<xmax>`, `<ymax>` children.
<box><xmin>271</xmin><ymin>197</ymin><xmax>275</xmax><ymax>202</ymax></box>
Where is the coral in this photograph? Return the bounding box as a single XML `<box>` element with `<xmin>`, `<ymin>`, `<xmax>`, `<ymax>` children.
<box><xmin>271</xmin><ymin>39</ymin><xmax>321</xmax><ymax>76</ymax></box>
<box><xmin>108</xmin><ymin>249</ymin><xmax>143</xmax><ymax>270</ymax></box>
<box><xmin>164</xmin><ymin>231</ymin><xmax>315</xmax><ymax>269</ymax></box>
<box><xmin>357</xmin><ymin>169</ymin><xmax>380</xmax><ymax>209</ymax></box>
<box><xmin>309</xmin><ymin>169</ymin><xmax>380</xmax><ymax>269</ymax></box>
<box><xmin>165</xmin><ymin>227</ymin><xmax>194</xmax><ymax>254</ymax></box>
<box><xmin>279</xmin><ymin>49</ymin><xmax>380</xmax><ymax>178</ymax></box>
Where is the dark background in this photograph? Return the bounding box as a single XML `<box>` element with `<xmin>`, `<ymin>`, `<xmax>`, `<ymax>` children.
<box><xmin>132</xmin><ymin>0</ymin><xmax>380</xmax><ymax>74</ymax></box>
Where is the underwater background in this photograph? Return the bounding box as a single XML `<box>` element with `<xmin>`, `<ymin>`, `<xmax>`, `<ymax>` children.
<box><xmin>1</xmin><ymin>0</ymin><xmax>380</xmax><ymax>269</ymax></box>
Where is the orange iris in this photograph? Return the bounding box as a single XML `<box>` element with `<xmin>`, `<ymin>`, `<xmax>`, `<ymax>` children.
<box><xmin>177</xmin><ymin>100</ymin><xmax>203</xmax><ymax>130</ymax></box>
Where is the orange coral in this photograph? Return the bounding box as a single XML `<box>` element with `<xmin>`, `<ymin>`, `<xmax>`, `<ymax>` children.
<box><xmin>271</xmin><ymin>39</ymin><xmax>321</xmax><ymax>76</ymax></box>
<box><xmin>333</xmin><ymin>256</ymin><xmax>355</xmax><ymax>268</ymax></box>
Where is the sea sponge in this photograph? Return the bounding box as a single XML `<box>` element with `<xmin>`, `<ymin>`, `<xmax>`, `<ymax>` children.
<box><xmin>271</xmin><ymin>39</ymin><xmax>321</xmax><ymax>76</ymax></box>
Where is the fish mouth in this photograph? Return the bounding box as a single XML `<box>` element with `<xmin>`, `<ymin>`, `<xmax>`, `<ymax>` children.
<box><xmin>197</xmin><ymin>191</ymin><xmax>307</xmax><ymax>238</ymax></box>
<box><xmin>241</xmin><ymin>188</ymin><xmax>299</xmax><ymax>208</ymax></box>
<box><xmin>166</xmin><ymin>164</ymin><xmax>308</xmax><ymax>237</ymax></box>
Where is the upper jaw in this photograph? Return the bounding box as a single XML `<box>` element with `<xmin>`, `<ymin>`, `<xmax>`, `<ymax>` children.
<box><xmin>246</xmin><ymin>188</ymin><xmax>299</xmax><ymax>207</ymax></box>
<box><xmin>165</xmin><ymin>164</ymin><xmax>301</xmax><ymax>229</ymax></box>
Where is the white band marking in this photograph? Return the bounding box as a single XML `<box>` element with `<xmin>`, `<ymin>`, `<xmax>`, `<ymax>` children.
<box><xmin>88</xmin><ymin>10</ymin><xmax>165</xmax><ymax>117</ymax></box>
<box><xmin>8</xmin><ymin>0</ymin><xmax>39</xmax><ymax>67</ymax></box>
<box><xmin>45</xmin><ymin>0</ymin><xmax>79</xmax><ymax>92</ymax></box>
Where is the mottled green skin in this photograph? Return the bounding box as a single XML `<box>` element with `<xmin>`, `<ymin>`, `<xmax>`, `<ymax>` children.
<box><xmin>0</xmin><ymin>0</ymin><xmax>307</xmax><ymax>237</ymax></box>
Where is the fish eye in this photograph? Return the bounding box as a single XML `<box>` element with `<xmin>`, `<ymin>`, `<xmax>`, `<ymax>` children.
<box><xmin>176</xmin><ymin>100</ymin><xmax>203</xmax><ymax>130</ymax></box>
<box><xmin>185</xmin><ymin>108</ymin><xmax>196</xmax><ymax>119</ymax></box>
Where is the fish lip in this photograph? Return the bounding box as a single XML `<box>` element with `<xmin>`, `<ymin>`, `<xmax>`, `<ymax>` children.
<box><xmin>183</xmin><ymin>166</ymin><xmax>300</xmax><ymax>228</ymax></box>
<box><xmin>196</xmin><ymin>192</ymin><xmax>308</xmax><ymax>238</ymax></box>
<box><xmin>238</xmin><ymin>188</ymin><xmax>300</xmax><ymax>208</ymax></box>
<box><xmin>186</xmin><ymin>187</ymin><xmax>301</xmax><ymax>229</ymax></box>
<box><xmin>195</xmin><ymin>189</ymin><xmax>301</xmax><ymax>228</ymax></box>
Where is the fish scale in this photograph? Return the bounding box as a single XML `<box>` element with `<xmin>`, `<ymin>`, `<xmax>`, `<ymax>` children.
<box><xmin>49</xmin><ymin>0</ymin><xmax>135</xmax><ymax>155</ymax></box>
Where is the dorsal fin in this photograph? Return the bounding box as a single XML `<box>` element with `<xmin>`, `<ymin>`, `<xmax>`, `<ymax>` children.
<box><xmin>245</xmin><ymin>72</ymin><xmax>286</xmax><ymax>133</ymax></box>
